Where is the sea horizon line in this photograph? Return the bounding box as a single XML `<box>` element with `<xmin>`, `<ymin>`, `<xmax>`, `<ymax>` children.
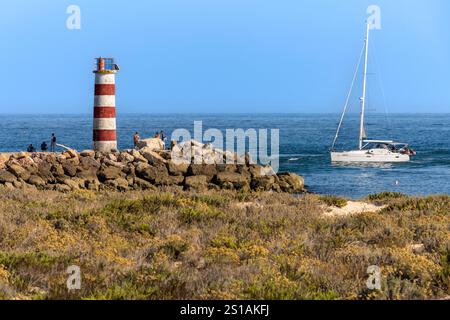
<box><xmin>0</xmin><ymin>112</ymin><xmax>449</xmax><ymax>116</ymax></box>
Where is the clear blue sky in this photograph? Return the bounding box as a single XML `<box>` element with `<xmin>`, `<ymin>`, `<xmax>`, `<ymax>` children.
<box><xmin>0</xmin><ymin>0</ymin><xmax>448</xmax><ymax>113</ymax></box>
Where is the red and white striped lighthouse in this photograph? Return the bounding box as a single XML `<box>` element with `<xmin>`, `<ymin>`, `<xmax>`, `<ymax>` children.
<box><xmin>93</xmin><ymin>57</ymin><xmax>119</xmax><ymax>152</ymax></box>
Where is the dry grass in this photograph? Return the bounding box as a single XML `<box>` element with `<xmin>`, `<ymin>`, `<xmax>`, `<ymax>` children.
<box><xmin>0</xmin><ymin>188</ymin><xmax>448</xmax><ymax>300</ymax></box>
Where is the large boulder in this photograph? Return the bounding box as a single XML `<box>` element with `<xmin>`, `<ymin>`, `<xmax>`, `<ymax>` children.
<box><xmin>115</xmin><ymin>177</ymin><xmax>130</xmax><ymax>191</ymax></box>
<box><xmin>277</xmin><ymin>172</ymin><xmax>304</xmax><ymax>193</ymax></box>
<box><xmin>14</xmin><ymin>152</ymin><xmax>27</xmax><ymax>159</ymax></box>
<box><xmin>51</xmin><ymin>164</ymin><xmax>66</xmax><ymax>178</ymax></box>
<box><xmin>13</xmin><ymin>155</ymin><xmax>36</xmax><ymax>167</ymax></box>
<box><xmin>167</xmin><ymin>161</ymin><xmax>189</xmax><ymax>176</ymax></box>
<box><xmin>80</xmin><ymin>150</ymin><xmax>95</xmax><ymax>157</ymax></box>
<box><xmin>65</xmin><ymin>156</ymin><xmax>80</xmax><ymax>166</ymax></box>
<box><xmin>28</xmin><ymin>175</ymin><xmax>46</xmax><ymax>187</ymax></box>
<box><xmin>102</xmin><ymin>158</ymin><xmax>125</xmax><ymax>169</ymax></box>
<box><xmin>76</xmin><ymin>156</ymin><xmax>101</xmax><ymax>180</ymax></box>
<box><xmin>61</xmin><ymin>161</ymin><xmax>77</xmax><ymax>177</ymax></box>
<box><xmin>63</xmin><ymin>149</ymin><xmax>78</xmax><ymax>159</ymax></box>
<box><xmin>0</xmin><ymin>170</ymin><xmax>17</xmax><ymax>183</ymax></box>
<box><xmin>188</xmin><ymin>164</ymin><xmax>217</xmax><ymax>179</ymax></box>
<box><xmin>140</xmin><ymin>148</ymin><xmax>167</xmax><ymax>166</ymax></box>
<box><xmin>137</xmin><ymin>138</ymin><xmax>164</xmax><ymax>151</ymax></box>
<box><xmin>106</xmin><ymin>153</ymin><xmax>117</xmax><ymax>162</ymax></box>
<box><xmin>76</xmin><ymin>168</ymin><xmax>98</xmax><ymax>181</ymax></box>
<box><xmin>184</xmin><ymin>175</ymin><xmax>209</xmax><ymax>191</ymax></box>
<box><xmin>215</xmin><ymin>172</ymin><xmax>249</xmax><ymax>190</ymax></box>
<box><xmin>65</xmin><ymin>178</ymin><xmax>84</xmax><ymax>189</ymax></box>
<box><xmin>43</xmin><ymin>154</ymin><xmax>59</xmax><ymax>166</ymax></box>
<box><xmin>0</xmin><ymin>153</ymin><xmax>10</xmax><ymax>163</ymax></box>
<box><xmin>155</xmin><ymin>175</ymin><xmax>185</xmax><ymax>186</ymax></box>
<box><xmin>105</xmin><ymin>178</ymin><xmax>129</xmax><ymax>191</ymax></box>
<box><xmin>216</xmin><ymin>164</ymin><xmax>237</xmax><ymax>173</ymax></box>
<box><xmin>63</xmin><ymin>178</ymin><xmax>82</xmax><ymax>190</ymax></box>
<box><xmin>133</xmin><ymin>177</ymin><xmax>156</xmax><ymax>190</ymax></box>
<box><xmin>249</xmin><ymin>165</ymin><xmax>276</xmax><ymax>178</ymax></box>
<box><xmin>250</xmin><ymin>175</ymin><xmax>276</xmax><ymax>191</ymax></box>
<box><xmin>130</xmin><ymin>149</ymin><xmax>147</xmax><ymax>163</ymax></box>
<box><xmin>118</xmin><ymin>152</ymin><xmax>134</xmax><ymax>163</ymax></box>
<box><xmin>122</xmin><ymin>164</ymin><xmax>135</xmax><ymax>176</ymax></box>
<box><xmin>79</xmin><ymin>156</ymin><xmax>101</xmax><ymax>170</ymax></box>
<box><xmin>157</xmin><ymin>150</ymin><xmax>172</xmax><ymax>160</ymax></box>
<box><xmin>137</xmin><ymin>165</ymin><xmax>168</xmax><ymax>183</ymax></box>
<box><xmin>135</xmin><ymin>162</ymin><xmax>150</xmax><ymax>175</ymax></box>
<box><xmin>7</xmin><ymin>164</ymin><xmax>30</xmax><ymax>181</ymax></box>
<box><xmin>249</xmin><ymin>165</ymin><xmax>264</xmax><ymax>178</ymax></box>
<box><xmin>235</xmin><ymin>165</ymin><xmax>251</xmax><ymax>179</ymax></box>
<box><xmin>37</xmin><ymin>162</ymin><xmax>55</xmax><ymax>182</ymax></box>
<box><xmin>98</xmin><ymin>166</ymin><xmax>123</xmax><ymax>182</ymax></box>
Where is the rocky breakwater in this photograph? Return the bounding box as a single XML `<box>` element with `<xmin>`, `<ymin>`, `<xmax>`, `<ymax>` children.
<box><xmin>0</xmin><ymin>140</ymin><xmax>304</xmax><ymax>193</ymax></box>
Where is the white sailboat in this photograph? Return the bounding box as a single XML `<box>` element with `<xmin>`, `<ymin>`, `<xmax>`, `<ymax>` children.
<box><xmin>331</xmin><ymin>22</ymin><xmax>415</xmax><ymax>163</ymax></box>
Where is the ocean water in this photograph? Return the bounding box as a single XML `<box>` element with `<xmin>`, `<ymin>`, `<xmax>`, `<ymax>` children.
<box><xmin>0</xmin><ymin>113</ymin><xmax>449</xmax><ymax>199</ymax></box>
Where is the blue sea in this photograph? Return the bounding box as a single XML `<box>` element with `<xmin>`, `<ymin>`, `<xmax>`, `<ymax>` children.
<box><xmin>0</xmin><ymin>113</ymin><xmax>449</xmax><ymax>199</ymax></box>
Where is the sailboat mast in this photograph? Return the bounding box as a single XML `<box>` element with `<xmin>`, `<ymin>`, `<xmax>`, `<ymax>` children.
<box><xmin>359</xmin><ymin>22</ymin><xmax>370</xmax><ymax>150</ymax></box>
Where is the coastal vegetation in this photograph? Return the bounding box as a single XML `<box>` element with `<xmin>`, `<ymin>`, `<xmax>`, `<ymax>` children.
<box><xmin>0</xmin><ymin>188</ymin><xmax>448</xmax><ymax>300</ymax></box>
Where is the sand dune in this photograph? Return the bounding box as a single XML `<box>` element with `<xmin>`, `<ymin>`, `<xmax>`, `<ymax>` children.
<box><xmin>324</xmin><ymin>201</ymin><xmax>385</xmax><ymax>216</ymax></box>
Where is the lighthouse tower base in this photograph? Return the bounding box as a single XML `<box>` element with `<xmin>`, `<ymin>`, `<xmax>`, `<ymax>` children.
<box><xmin>93</xmin><ymin>141</ymin><xmax>118</xmax><ymax>152</ymax></box>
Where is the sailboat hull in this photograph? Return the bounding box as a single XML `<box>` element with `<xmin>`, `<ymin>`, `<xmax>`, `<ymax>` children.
<box><xmin>331</xmin><ymin>150</ymin><xmax>410</xmax><ymax>163</ymax></box>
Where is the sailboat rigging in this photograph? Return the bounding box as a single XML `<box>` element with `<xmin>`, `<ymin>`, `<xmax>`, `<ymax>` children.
<box><xmin>330</xmin><ymin>22</ymin><xmax>416</xmax><ymax>163</ymax></box>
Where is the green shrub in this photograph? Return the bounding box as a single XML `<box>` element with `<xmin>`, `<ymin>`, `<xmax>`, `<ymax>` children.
<box><xmin>160</xmin><ymin>237</ymin><xmax>189</xmax><ymax>260</ymax></box>
<box><xmin>103</xmin><ymin>194</ymin><xmax>181</xmax><ymax>215</ymax></box>
<box><xmin>178</xmin><ymin>205</ymin><xmax>222</xmax><ymax>224</ymax></box>
<box><xmin>243</xmin><ymin>277</ymin><xmax>299</xmax><ymax>300</ymax></box>
<box><xmin>368</xmin><ymin>192</ymin><xmax>406</xmax><ymax>201</ymax></box>
<box><xmin>319</xmin><ymin>195</ymin><xmax>348</xmax><ymax>208</ymax></box>
<box><xmin>382</xmin><ymin>196</ymin><xmax>450</xmax><ymax>214</ymax></box>
<box><xmin>84</xmin><ymin>281</ymin><xmax>157</xmax><ymax>300</ymax></box>
<box><xmin>0</xmin><ymin>252</ymin><xmax>60</xmax><ymax>269</ymax></box>
<box><xmin>191</xmin><ymin>194</ymin><xmax>229</xmax><ymax>207</ymax></box>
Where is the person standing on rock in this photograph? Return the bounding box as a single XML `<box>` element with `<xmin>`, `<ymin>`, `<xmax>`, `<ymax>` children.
<box><xmin>133</xmin><ymin>132</ymin><xmax>140</xmax><ymax>149</ymax></box>
<box><xmin>50</xmin><ymin>133</ymin><xmax>57</xmax><ymax>152</ymax></box>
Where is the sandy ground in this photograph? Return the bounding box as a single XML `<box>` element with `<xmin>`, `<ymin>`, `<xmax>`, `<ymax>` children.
<box><xmin>324</xmin><ymin>201</ymin><xmax>385</xmax><ymax>216</ymax></box>
<box><xmin>232</xmin><ymin>200</ymin><xmax>384</xmax><ymax>217</ymax></box>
